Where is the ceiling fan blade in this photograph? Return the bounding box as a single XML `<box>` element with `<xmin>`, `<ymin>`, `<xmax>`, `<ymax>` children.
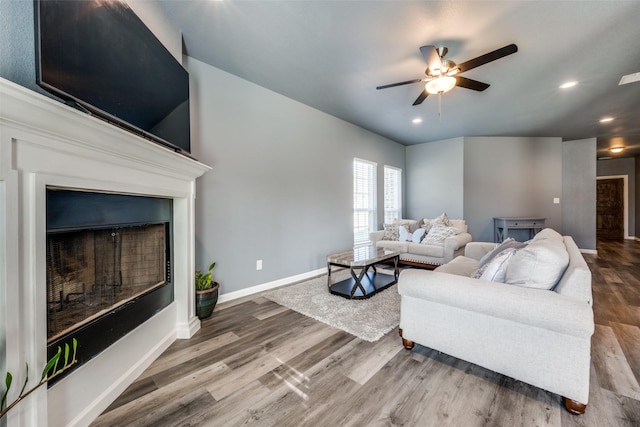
<box><xmin>457</xmin><ymin>43</ymin><xmax>518</xmax><ymax>73</ymax></box>
<box><xmin>412</xmin><ymin>89</ymin><xmax>429</xmax><ymax>106</ymax></box>
<box><xmin>419</xmin><ymin>45</ymin><xmax>443</xmax><ymax>73</ymax></box>
<box><xmin>376</xmin><ymin>78</ymin><xmax>425</xmax><ymax>90</ymax></box>
<box><xmin>455</xmin><ymin>76</ymin><xmax>490</xmax><ymax>91</ymax></box>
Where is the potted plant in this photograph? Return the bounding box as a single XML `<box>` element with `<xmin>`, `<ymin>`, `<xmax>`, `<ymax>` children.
<box><xmin>195</xmin><ymin>262</ymin><xmax>219</xmax><ymax>319</ymax></box>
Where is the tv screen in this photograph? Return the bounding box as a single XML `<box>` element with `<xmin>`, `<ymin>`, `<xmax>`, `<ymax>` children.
<box><xmin>35</xmin><ymin>0</ymin><xmax>191</xmax><ymax>153</ymax></box>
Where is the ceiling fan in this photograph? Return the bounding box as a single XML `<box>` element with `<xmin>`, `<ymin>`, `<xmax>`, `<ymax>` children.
<box><xmin>376</xmin><ymin>44</ymin><xmax>518</xmax><ymax>106</ymax></box>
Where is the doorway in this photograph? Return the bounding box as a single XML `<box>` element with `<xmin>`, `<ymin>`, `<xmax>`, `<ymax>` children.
<box><xmin>596</xmin><ymin>176</ymin><xmax>627</xmax><ymax>239</ymax></box>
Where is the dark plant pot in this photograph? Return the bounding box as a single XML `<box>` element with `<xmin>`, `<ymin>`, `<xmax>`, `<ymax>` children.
<box><xmin>196</xmin><ymin>282</ymin><xmax>219</xmax><ymax>320</ymax></box>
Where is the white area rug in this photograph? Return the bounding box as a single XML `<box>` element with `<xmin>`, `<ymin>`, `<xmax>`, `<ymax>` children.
<box><xmin>263</xmin><ymin>270</ymin><xmax>400</xmax><ymax>342</ymax></box>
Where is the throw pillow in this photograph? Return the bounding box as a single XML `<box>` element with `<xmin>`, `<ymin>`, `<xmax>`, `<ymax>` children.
<box><xmin>398</xmin><ymin>224</ymin><xmax>431</xmax><ymax>242</ymax></box>
<box><xmin>505</xmin><ymin>240</ymin><xmax>569</xmax><ymax>290</ymax></box>
<box><xmin>479</xmin><ymin>248</ymin><xmax>518</xmax><ymax>282</ymax></box>
<box><xmin>382</xmin><ymin>223</ymin><xmax>399</xmax><ymax>241</ymax></box>
<box><xmin>433</xmin><ymin>212</ymin><xmax>451</xmax><ymax>227</ymax></box>
<box><xmin>477</xmin><ymin>238</ymin><xmax>527</xmax><ymax>269</ymax></box>
<box><xmin>421</xmin><ymin>219</ymin><xmax>433</xmax><ymax>234</ymax></box>
<box><xmin>412</xmin><ymin>228</ymin><xmax>426</xmax><ymax>243</ymax></box>
<box><xmin>393</xmin><ymin>219</ymin><xmax>419</xmax><ymax>233</ymax></box>
<box><xmin>531</xmin><ymin>228</ymin><xmax>563</xmax><ymax>243</ymax></box>
<box><xmin>398</xmin><ymin>225</ymin><xmax>410</xmax><ymax>242</ymax></box>
<box><xmin>421</xmin><ymin>223</ymin><xmax>457</xmax><ymax>246</ymax></box>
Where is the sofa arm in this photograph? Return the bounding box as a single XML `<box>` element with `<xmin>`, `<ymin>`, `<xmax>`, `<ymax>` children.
<box><xmin>464</xmin><ymin>242</ymin><xmax>497</xmax><ymax>261</ymax></box>
<box><xmin>398</xmin><ymin>269</ymin><xmax>594</xmax><ymax>338</ymax></box>
<box><xmin>443</xmin><ymin>232</ymin><xmax>472</xmax><ymax>262</ymax></box>
<box><xmin>369</xmin><ymin>230</ymin><xmax>384</xmax><ymax>243</ymax></box>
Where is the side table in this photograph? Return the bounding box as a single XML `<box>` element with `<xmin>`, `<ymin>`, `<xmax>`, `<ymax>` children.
<box><xmin>494</xmin><ymin>217</ymin><xmax>546</xmax><ymax>243</ymax></box>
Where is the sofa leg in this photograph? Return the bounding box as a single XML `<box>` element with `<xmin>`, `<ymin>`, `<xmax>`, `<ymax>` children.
<box><xmin>563</xmin><ymin>397</ymin><xmax>587</xmax><ymax>415</ymax></box>
<box><xmin>398</xmin><ymin>329</ymin><xmax>414</xmax><ymax>350</ymax></box>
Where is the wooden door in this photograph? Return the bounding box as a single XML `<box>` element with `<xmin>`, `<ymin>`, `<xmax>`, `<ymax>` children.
<box><xmin>596</xmin><ymin>178</ymin><xmax>624</xmax><ymax>239</ymax></box>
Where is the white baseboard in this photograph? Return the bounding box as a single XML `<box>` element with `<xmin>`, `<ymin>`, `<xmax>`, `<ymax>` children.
<box><xmin>218</xmin><ymin>267</ymin><xmax>327</xmax><ymax>303</ymax></box>
<box><xmin>176</xmin><ymin>316</ymin><xmax>201</xmax><ymax>339</ymax></box>
<box><xmin>580</xmin><ymin>249</ymin><xmax>597</xmax><ymax>255</ymax></box>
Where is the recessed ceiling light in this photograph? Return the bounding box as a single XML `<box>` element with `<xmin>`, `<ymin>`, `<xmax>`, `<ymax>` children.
<box><xmin>560</xmin><ymin>81</ymin><xmax>578</xmax><ymax>89</ymax></box>
<box><xmin>412</xmin><ymin>118</ymin><xmax>423</xmax><ymax>124</ymax></box>
<box><xmin>610</xmin><ymin>147</ymin><xmax>625</xmax><ymax>153</ymax></box>
<box><xmin>599</xmin><ymin>117</ymin><xmax>614</xmax><ymax>123</ymax></box>
<box><xmin>619</xmin><ymin>72</ymin><xmax>640</xmax><ymax>85</ymax></box>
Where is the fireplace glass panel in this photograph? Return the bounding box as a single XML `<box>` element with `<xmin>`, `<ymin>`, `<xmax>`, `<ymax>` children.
<box><xmin>46</xmin><ymin>224</ymin><xmax>167</xmax><ymax>342</ymax></box>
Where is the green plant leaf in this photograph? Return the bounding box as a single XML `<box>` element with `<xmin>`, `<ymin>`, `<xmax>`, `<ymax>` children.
<box><xmin>41</xmin><ymin>348</ymin><xmax>61</xmax><ymax>381</ymax></box>
<box><xmin>18</xmin><ymin>364</ymin><xmax>28</xmax><ymax>396</ymax></box>
<box><xmin>72</xmin><ymin>338</ymin><xmax>78</xmax><ymax>363</ymax></box>
<box><xmin>208</xmin><ymin>262</ymin><xmax>216</xmax><ymax>272</ymax></box>
<box><xmin>1</xmin><ymin>372</ymin><xmax>12</xmax><ymax>410</ymax></box>
<box><xmin>63</xmin><ymin>343</ymin><xmax>70</xmax><ymax>369</ymax></box>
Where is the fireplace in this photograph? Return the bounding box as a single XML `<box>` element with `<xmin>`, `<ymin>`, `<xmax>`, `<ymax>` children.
<box><xmin>46</xmin><ymin>189</ymin><xmax>174</xmax><ymax>381</ymax></box>
<box><xmin>1</xmin><ymin>77</ymin><xmax>210</xmax><ymax>426</ymax></box>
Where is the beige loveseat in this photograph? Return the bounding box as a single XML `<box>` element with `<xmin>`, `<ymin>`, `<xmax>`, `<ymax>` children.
<box><xmin>398</xmin><ymin>229</ymin><xmax>594</xmax><ymax>414</ymax></box>
<box><xmin>370</xmin><ymin>218</ymin><xmax>472</xmax><ymax>268</ymax></box>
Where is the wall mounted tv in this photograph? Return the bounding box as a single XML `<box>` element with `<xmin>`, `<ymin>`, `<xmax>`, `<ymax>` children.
<box><xmin>35</xmin><ymin>0</ymin><xmax>191</xmax><ymax>154</ymax></box>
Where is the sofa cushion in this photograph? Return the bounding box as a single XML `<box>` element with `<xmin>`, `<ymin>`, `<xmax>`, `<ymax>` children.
<box><xmin>435</xmin><ymin>256</ymin><xmax>479</xmax><ymax>276</ymax></box>
<box><xmin>449</xmin><ymin>219</ymin><xmax>467</xmax><ymax>234</ymax></box>
<box><xmin>421</xmin><ymin>223</ymin><xmax>458</xmax><ymax>246</ymax></box>
<box><xmin>408</xmin><ymin>242</ymin><xmax>444</xmax><ymax>257</ymax></box>
<box><xmin>505</xmin><ymin>239</ymin><xmax>569</xmax><ymax>289</ymax></box>
<box><xmin>382</xmin><ymin>223</ymin><xmax>399</xmax><ymax>241</ymax></box>
<box><xmin>376</xmin><ymin>240</ymin><xmax>409</xmax><ymax>253</ymax></box>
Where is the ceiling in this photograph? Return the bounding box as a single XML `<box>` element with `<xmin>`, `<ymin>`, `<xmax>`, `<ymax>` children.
<box><xmin>156</xmin><ymin>1</ymin><xmax>640</xmax><ymax>159</ymax></box>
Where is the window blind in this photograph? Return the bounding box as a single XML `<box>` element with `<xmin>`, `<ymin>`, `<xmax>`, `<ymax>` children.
<box><xmin>353</xmin><ymin>158</ymin><xmax>377</xmax><ymax>245</ymax></box>
<box><xmin>384</xmin><ymin>165</ymin><xmax>402</xmax><ymax>224</ymax></box>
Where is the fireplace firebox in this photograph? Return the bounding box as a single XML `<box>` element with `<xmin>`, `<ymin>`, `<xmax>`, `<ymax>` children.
<box><xmin>46</xmin><ymin>189</ymin><xmax>173</xmax><ymax>381</ymax></box>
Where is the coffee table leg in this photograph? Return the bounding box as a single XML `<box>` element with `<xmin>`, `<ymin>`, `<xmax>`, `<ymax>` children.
<box><xmin>349</xmin><ymin>266</ymin><xmax>369</xmax><ymax>298</ymax></box>
<box><xmin>327</xmin><ymin>262</ymin><xmax>332</xmax><ymax>289</ymax></box>
<box><xmin>394</xmin><ymin>255</ymin><xmax>399</xmax><ymax>281</ymax></box>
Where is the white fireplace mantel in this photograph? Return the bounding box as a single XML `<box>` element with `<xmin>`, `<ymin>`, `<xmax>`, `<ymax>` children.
<box><xmin>0</xmin><ymin>78</ymin><xmax>211</xmax><ymax>426</ymax></box>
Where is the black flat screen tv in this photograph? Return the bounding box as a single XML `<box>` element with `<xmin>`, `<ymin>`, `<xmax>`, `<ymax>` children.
<box><xmin>35</xmin><ymin>0</ymin><xmax>191</xmax><ymax>154</ymax></box>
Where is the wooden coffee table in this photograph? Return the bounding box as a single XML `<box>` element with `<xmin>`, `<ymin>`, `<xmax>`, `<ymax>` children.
<box><xmin>326</xmin><ymin>246</ymin><xmax>400</xmax><ymax>299</ymax></box>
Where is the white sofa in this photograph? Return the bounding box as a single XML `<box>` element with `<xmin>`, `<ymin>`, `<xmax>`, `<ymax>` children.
<box><xmin>370</xmin><ymin>218</ymin><xmax>472</xmax><ymax>268</ymax></box>
<box><xmin>398</xmin><ymin>229</ymin><xmax>594</xmax><ymax>414</ymax></box>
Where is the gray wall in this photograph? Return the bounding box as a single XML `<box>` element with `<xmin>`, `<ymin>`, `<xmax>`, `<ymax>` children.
<box><xmin>405</xmin><ymin>137</ymin><xmax>464</xmax><ymax>220</ymax></box>
<box><xmin>597</xmin><ymin>157</ymin><xmax>636</xmax><ymax>238</ymax></box>
<box><xmin>563</xmin><ymin>138</ymin><xmax>597</xmax><ymax>250</ymax></box>
<box><xmin>404</xmin><ymin>136</ymin><xmax>568</xmax><ymax>245</ymax></box>
<box><xmin>463</xmin><ymin>137</ymin><xmax>563</xmax><ymax>242</ymax></box>
<box><xmin>0</xmin><ymin>0</ymin><xmax>43</xmax><ymax>93</ymax></box>
<box><xmin>186</xmin><ymin>57</ymin><xmax>405</xmax><ymax>294</ymax></box>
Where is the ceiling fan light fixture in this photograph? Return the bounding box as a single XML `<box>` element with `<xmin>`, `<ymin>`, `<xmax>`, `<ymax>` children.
<box><xmin>426</xmin><ymin>76</ymin><xmax>457</xmax><ymax>94</ymax></box>
<box><xmin>610</xmin><ymin>147</ymin><xmax>625</xmax><ymax>153</ymax></box>
<box><xmin>559</xmin><ymin>80</ymin><xmax>578</xmax><ymax>89</ymax></box>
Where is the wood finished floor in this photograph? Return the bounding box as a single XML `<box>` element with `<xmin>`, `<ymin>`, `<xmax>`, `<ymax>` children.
<box><xmin>92</xmin><ymin>239</ymin><xmax>640</xmax><ymax>426</ymax></box>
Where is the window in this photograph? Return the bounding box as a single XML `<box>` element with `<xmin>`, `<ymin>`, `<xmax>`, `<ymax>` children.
<box><xmin>353</xmin><ymin>158</ymin><xmax>377</xmax><ymax>245</ymax></box>
<box><xmin>384</xmin><ymin>166</ymin><xmax>402</xmax><ymax>224</ymax></box>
